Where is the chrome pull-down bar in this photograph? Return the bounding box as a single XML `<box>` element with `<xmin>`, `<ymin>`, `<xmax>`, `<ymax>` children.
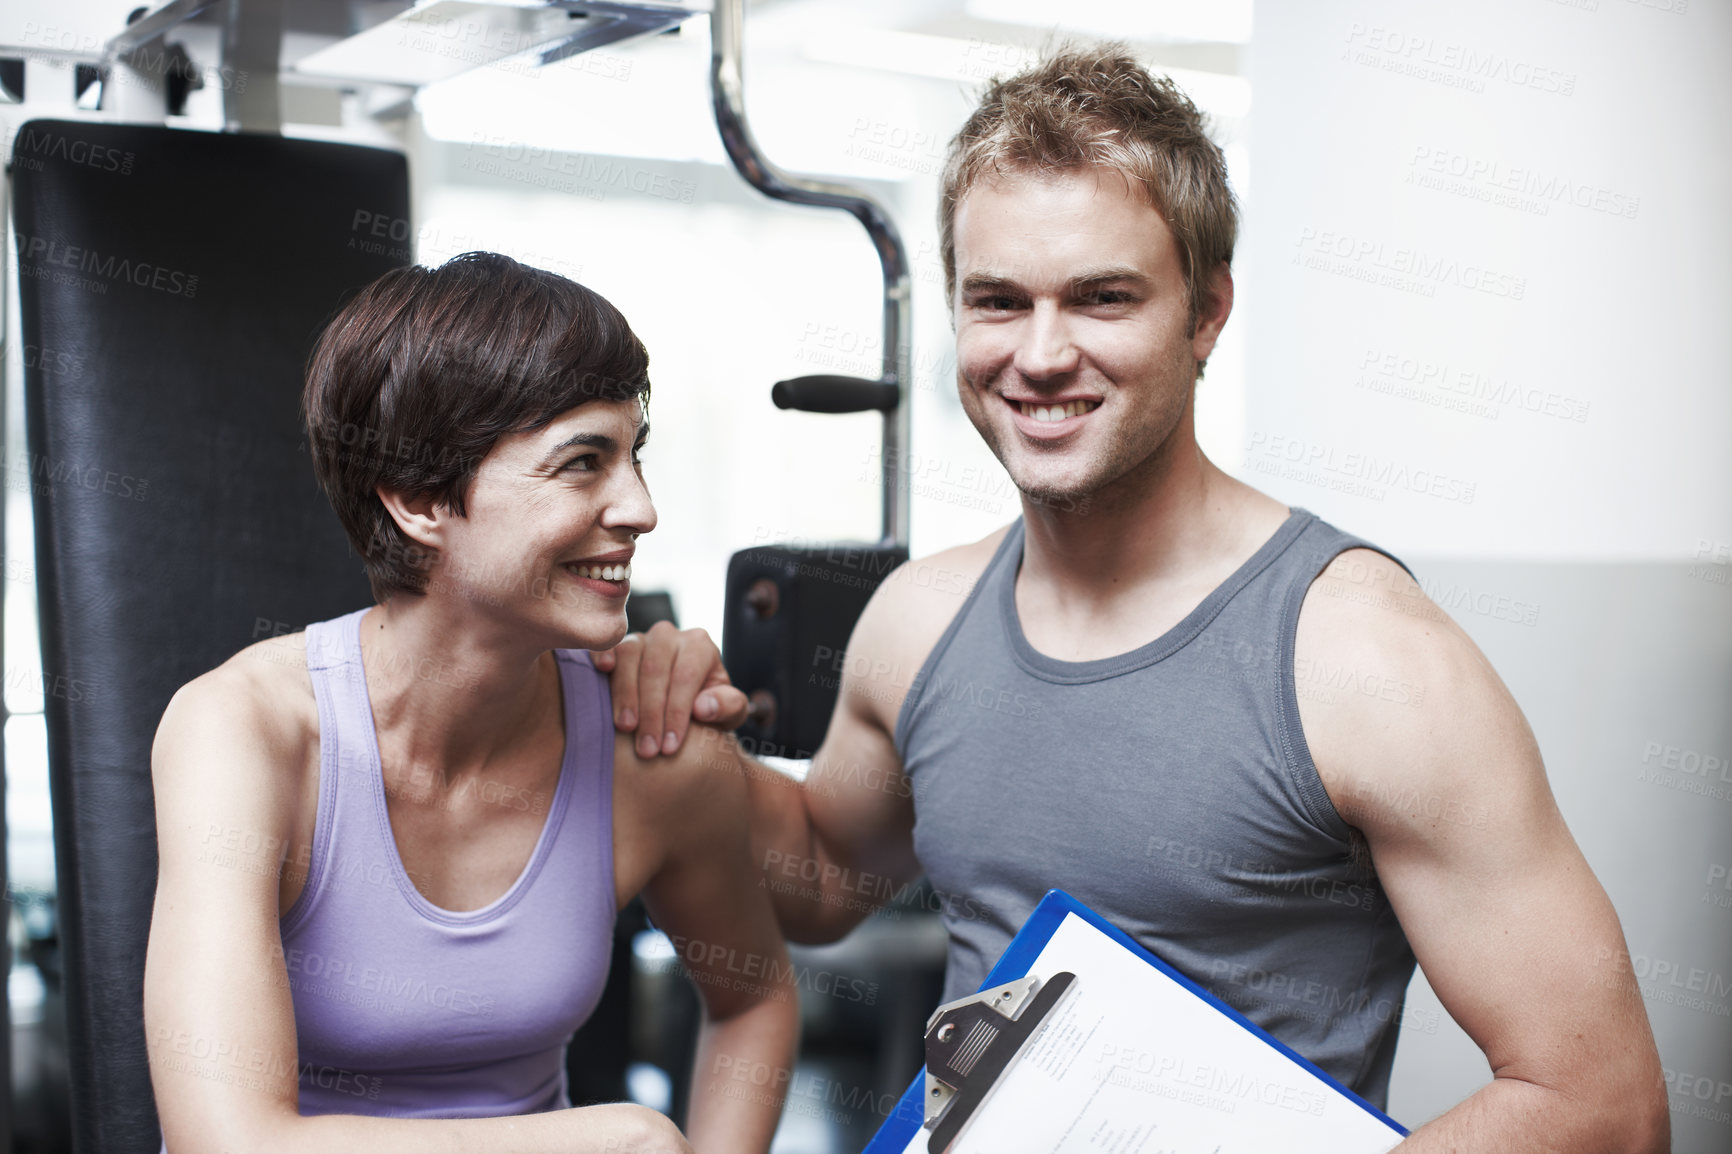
<box><xmin>709</xmin><ymin>0</ymin><xmax>912</xmax><ymax>550</ymax></box>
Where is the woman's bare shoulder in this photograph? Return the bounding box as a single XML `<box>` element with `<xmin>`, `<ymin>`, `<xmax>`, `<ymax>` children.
<box><xmin>152</xmin><ymin>633</ymin><xmax>320</xmax><ymax>818</ymax></box>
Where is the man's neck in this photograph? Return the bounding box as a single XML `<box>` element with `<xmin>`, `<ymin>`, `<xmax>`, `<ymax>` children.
<box><xmin>1021</xmin><ymin>428</ymin><xmax>1246</xmax><ymax>588</ymax></box>
<box><xmin>1012</xmin><ymin>426</ymin><xmax>1289</xmax><ymax>660</ymax></box>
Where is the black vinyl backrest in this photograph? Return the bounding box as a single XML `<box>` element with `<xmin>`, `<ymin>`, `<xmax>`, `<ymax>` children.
<box><xmin>9</xmin><ymin>120</ymin><xmax>409</xmax><ymax>1153</ymax></box>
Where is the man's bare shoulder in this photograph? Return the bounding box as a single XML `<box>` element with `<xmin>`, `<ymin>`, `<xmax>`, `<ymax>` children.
<box><xmin>834</xmin><ymin>526</ymin><xmax>1011</xmax><ymax>739</ymax></box>
<box><xmin>860</xmin><ymin>525</ymin><xmax>1012</xmax><ymax>659</ymax></box>
<box><xmin>1296</xmin><ymin>548</ymin><xmax>1536</xmax><ymax>829</ymax></box>
<box><xmin>1299</xmin><ymin>547</ymin><xmax>1469</xmax><ymax>659</ymax></box>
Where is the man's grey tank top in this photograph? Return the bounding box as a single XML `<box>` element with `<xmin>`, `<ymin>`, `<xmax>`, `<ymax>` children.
<box><xmin>894</xmin><ymin>508</ymin><xmax>1418</xmax><ymax>1108</ymax></box>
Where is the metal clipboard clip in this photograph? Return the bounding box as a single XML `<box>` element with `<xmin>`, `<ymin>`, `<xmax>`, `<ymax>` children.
<box><xmin>921</xmin><ymin>971</ymin><xmax>1077</xmax><ymax>1152</ymax></box>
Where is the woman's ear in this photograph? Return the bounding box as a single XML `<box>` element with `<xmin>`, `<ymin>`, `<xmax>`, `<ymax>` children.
<box><xmin>375</xmin><ymin>486</ymin><xmax>446</xmax><ymax>551</ymax></box>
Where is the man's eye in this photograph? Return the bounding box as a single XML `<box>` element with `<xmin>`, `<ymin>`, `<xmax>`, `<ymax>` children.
<box><xmin>562</xmin><ymin>454</ymin><xmax>598</xmax><ymax>473</ymax></box>
<box><xmin>1084</xmin><ymin>290</ymin><xmax>1135</xmax><ymax>306</ymax></box>
<box><xmin>970</xmin><ymin>294</ymin><xmax>1021</xmax><ymax>311</ymax></box>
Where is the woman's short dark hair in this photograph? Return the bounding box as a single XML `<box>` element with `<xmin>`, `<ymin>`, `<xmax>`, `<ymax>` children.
<box><xmin>303</xmin><ymin>251</ymin><xmax>650</xmax><ymax>602</ymax></box>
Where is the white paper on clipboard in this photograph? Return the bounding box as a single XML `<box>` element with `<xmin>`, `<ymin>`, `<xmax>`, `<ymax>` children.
<box><xmin>896</xmin><ymin>911</ymin><xmax>1405</xmax><ymax>1154</ymax></box>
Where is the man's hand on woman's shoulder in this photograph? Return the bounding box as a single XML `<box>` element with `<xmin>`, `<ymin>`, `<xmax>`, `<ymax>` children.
<box><xmin>591</xmin><ymin>621</ymin><xmax>749</xmax><ymax>759</ymax></box>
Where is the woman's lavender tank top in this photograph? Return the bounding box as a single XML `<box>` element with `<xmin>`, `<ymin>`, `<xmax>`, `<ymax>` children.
<box><xmin>277</xmin><ymin>608</ymin><xmax>616</xmax><ymax>1117</ymax></box>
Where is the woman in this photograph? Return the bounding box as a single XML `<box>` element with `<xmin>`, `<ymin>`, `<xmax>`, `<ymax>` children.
<box><xmin>144</xmin><ymin>253</ymin><xmax>796</xmax><ymax>1153</ymax></box>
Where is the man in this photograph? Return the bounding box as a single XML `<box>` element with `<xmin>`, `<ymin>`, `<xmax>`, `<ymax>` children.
<box><xmin>604</xmin><ymin>46</ymin><xmax>1667</xmax><ymax>1149</ymax></box>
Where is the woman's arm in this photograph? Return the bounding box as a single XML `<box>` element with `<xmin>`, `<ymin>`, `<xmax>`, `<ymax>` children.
<box><xmin>146</xmin><ymin>652</ymin><xmax>688</xmax><ymax>1154</ymax></box>
<box><xmin>626</xmin><ymin>732</ymin><xmax>801</xmax><ymax>1154</ymax></box>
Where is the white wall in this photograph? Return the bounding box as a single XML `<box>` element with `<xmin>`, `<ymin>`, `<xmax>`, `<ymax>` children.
<box><xmin>1246</xmin><ymin>1</ymin><xmax>1732</xmax><ymax>1146</ymax></box>
<box><xmin>1245</xmin><ymin>0</ymin><xmax>1729</xmax><ymax>559</ymax></box>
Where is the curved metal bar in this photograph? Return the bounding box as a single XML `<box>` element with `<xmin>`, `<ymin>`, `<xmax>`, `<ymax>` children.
<box><xmin>101</xmin><ymin>0</ymin><xmax>222</xmax><ymax>60</ymax></box>
<box><xmin>709</xmin><ymin>0</ymin><xmax>912</xmax><ymax>548</ymax></box>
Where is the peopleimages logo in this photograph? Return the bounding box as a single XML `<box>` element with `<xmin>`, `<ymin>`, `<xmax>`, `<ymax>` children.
<box><xmin>1342</xmin><ymin>23</ymin><xmax>1577</xmax><ymax>96</ymax></box>
<box><xmin>1637</xmin><ymin>739</ymin><xmax>1732</xmax><ymax>803</ymax></box>
<box><xmin>12</xmin><ymin>126</ymin><xmax>135</xmax><ymax>173</ymax></box>
<box><xmin>1097</xmin><ymin>1043</ymin><xmax>1329</xmax><ymax>1117</ymax></box>
<box><xmin>1293</xmin><ymin>228</ymin><xmax>1526</xmax><ymax>301</ymax></box>
<box><xmin>15</xmin><ymin>234</ymin><xmax>198</xmax><ymax>298</ymax></box>
<box><xmin>1247</xmin><ymin>430</ymin><xmax>1477</xmax><ymax>505</ymax></box>
<box><xmin>1356</xmin><ymin>347</ymin><xmax>1590</xmax><ymax>425</ymax></box>
<box><xmin>463</xmin><ymin>133</ymin><xmax>696</xmax><ymax>203</ymax></box>
<box><xmin>273</xmin><ymin>944</ymin><xmax>497</xmax><ymax>1017</ymax></box>
<box><xmin>1405</xmin><ymin>146</ymin><xmax>1640</xmax><ymax>220</ymax></box>
<box><xmin>659</xmin><ymin>931</ymin><xmax>881</xmax><ymax>1005</ymax></box>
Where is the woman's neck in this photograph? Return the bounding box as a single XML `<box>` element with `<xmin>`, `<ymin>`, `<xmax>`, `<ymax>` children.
<box><xmin>356</xmin><ymin>598</ymin><xmax>562</xmax><ymax>787</ymax></box>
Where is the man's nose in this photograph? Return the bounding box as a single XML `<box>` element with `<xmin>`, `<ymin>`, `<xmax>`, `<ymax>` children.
<box><xmin>1014</xmin><ymin>301</ymin><xmax>1081</xmax><ymax>380</ymax></box>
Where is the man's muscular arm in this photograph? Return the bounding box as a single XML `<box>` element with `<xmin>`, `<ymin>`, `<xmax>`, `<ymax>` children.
<box><xmin>1299</xmin><ymin>550</ymin><xmax>1667</xmax><ymax>1153</ymax></box>
<box><xmin>683</xmin><ymin>538</ymin><xmax>1001</xmax><ymax>943</ymax></box>
<box><xmin>735</xmin><ymin>563</ymin><xmax>929</xmax><ymax>943</ymax></box>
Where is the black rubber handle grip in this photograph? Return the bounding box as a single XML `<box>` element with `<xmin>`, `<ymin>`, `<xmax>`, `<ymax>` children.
<box><xmin>770</xmin><ymin>374</ymin><xmax>900</xmax><ymax>414</ymax></box>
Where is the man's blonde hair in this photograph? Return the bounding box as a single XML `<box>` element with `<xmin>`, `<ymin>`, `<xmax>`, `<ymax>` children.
<box><xmin>940</xmin><ymin>43</ymin><xmax>1239</xmax><ymax>332</ymax></box>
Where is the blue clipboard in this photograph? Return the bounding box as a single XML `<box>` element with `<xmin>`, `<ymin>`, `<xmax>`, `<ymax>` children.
<box><xmin>863</xmin><ymin>889</ymin><xmax>1408</xmax><ymax>1153</ymax></box>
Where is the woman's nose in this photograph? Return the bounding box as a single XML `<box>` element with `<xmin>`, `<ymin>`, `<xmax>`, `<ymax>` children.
<box><xmin>605</xmin><ymin>466</ymin><xmax>657</xmax><ymax>537</ymax></box>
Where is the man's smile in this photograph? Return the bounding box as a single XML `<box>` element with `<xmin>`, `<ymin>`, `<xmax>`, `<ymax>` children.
<box><xmin>1004</xmin><ymin>395</ymin><xmax>1102</xmax><ymax>438</ymax></box>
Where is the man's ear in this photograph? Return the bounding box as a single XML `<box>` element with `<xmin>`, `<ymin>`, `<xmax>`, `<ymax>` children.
<box><xmin>375</xmin><ymin>486</ymin><xmax>446</xmax><ymax>551</ymax></box>
<box><xmin>1190</xmin><ymin>262</ymin><xmax>1235</xmax><ymax>363</ymax></box>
